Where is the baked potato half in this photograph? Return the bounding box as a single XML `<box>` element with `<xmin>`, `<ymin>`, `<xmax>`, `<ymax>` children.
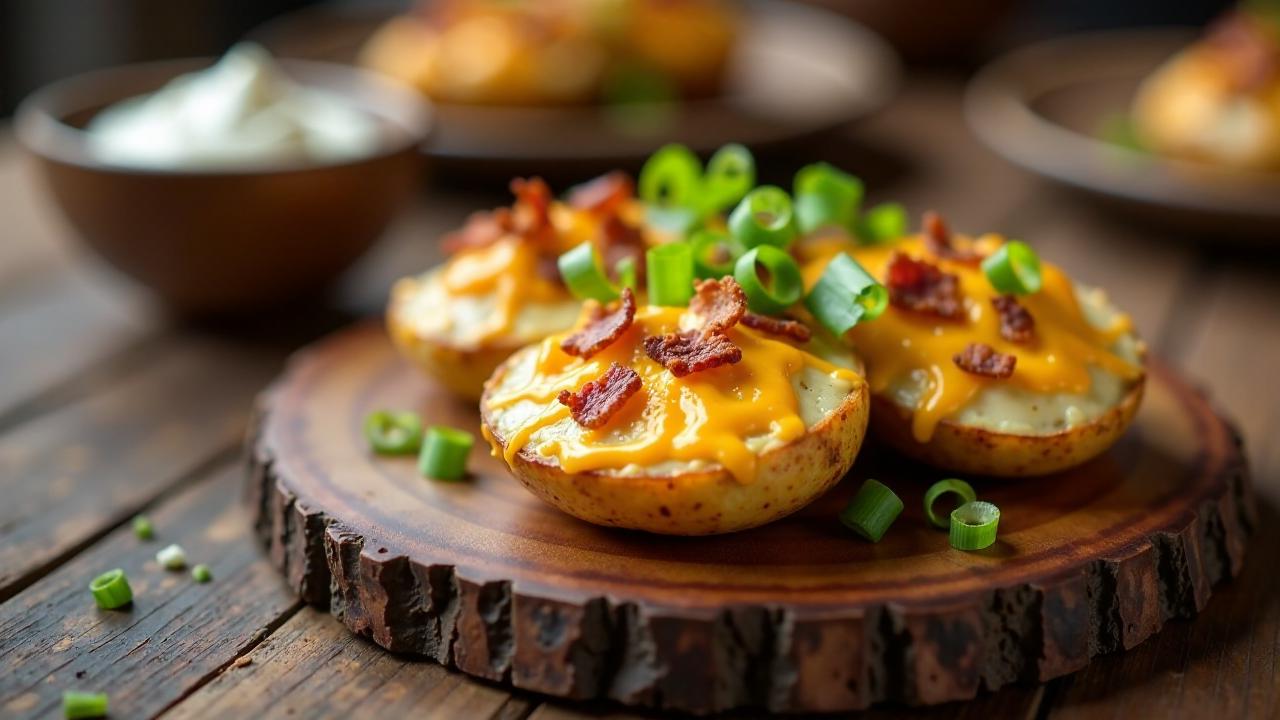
<box><xmin>479</xmin><ymin>284</ymin><xmax>870</xmax><ymax>535</ymax></box>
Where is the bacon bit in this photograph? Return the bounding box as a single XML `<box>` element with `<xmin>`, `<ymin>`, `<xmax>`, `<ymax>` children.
<box><xmin>740</xmin><ymin>312</ymin><xmax>812</xmax><ymax>342</ymax></box>
<box><xmin>557</xmin><ymin>363</ymin><xmax>643</xmax><ymax>429</ymax></box>
<box><xmin>644</xmin><ymin>331</ymin><xmax>742</xmax><ymax>377</ymax></box>
<box><xmin>921</xmin><ymin>211</ymin><xmax>981</xmax><ymax>263</ymax></box>
<box><xmin>560</xmin><ymin>288</ymin><xmax>637</xmax><ymax>359</ymax></box>
<box><xmin>509</xmin><ymin>177</ymin><xmax>553</xmax><ymax>241</ymax></box>
<box><xmin>599</xmin><ymin>214</ymin><xmax>647</xmax><ymax>285</ymax></box>
<box><xmin>886</xmin><ymin>253</ymin><xmax>965</xmax><ymax>320</ymax></box>
<box><xmin>683</xmin><ymin>277</ymin><xmax>747</xmax><ymax>334</ymax></box>
<box><xmin>568</xmin><ymin>171</ymin><xmax>634</xmax><ymax>215</ymax></box>
<box><xmin>1206</xmin><ymin>11</ymin><xmax>1279</xmax><ymax>93</ymax></box>
<box><xmin>441</xmin><ymin>208</ymin><xmax>510</xmax><ymax>254</ymax></box>
<box><xmin>992</xmin><ymin>295</ymin><xmax>1035</xmax><ymax>344</ymax></box>
<box><xmin>953</xmin><ymin>342</ymin><xmax>1016</xmax><ymax>379</ymax></box>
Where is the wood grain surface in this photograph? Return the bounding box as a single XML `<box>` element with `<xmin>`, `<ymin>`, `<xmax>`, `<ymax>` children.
<box><xmin>1</xmin><ymin>73</ymin><xmax>1279</xmax><ymax>720</ymax></box>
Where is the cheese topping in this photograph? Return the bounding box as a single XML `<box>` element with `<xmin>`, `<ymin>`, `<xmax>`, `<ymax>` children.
<box><xmin>484</xmin><ymin>306</ymin><xmax>862</xmax><ymax>483</ymax></box>
<box><xmin>798</xmin><ymin>234</ymin><xmax>1143</xmax><ymax>442</ymax></box>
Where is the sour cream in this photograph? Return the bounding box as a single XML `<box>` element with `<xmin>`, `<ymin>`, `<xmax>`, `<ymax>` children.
<box><xmin>87</xmin><ymin>43</ymin><xmax>381</xmax><ymax>169</ymax></box>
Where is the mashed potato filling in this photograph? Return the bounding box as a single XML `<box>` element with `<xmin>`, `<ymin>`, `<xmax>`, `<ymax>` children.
<box><xmin>483</xmin><ymin>306</ymin><xmax>862</xmax><ymax>483</ymax></box>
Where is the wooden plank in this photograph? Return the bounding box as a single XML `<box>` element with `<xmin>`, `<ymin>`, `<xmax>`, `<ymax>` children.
<box><xmin>0</xmin><ymin>336</ymin><xmax>282</xmax><ymax>600</ymax></box>
<box><xmin>163</xmin><ymin>606</ymin><xmax>532</xmax><ymax>720</ymax></box>
<box><xmin>0</xmin><ymin>464</ymin><xmax>300</xmax><ymax>720</ymax></box>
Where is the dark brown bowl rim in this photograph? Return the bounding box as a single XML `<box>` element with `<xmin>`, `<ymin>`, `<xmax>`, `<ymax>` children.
<box><xmin>14</xmin><ymin>55</ymin><xmax>433</xmax><ymax>177</ymax></box>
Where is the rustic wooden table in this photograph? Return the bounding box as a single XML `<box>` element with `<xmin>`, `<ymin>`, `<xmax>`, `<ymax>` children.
<box><xmin>1</xmin><ymin>76</ymin><xmax>1277</xmax><ymax>720</ymax></box>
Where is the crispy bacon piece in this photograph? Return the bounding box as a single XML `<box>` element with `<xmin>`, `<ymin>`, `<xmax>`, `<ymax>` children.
<box><xmin>643</xmin><ymin>331</ymin><xmax>742</xmax><ymax>377</ymax></box>
<box><xmin>683</xmin><ymin>277</ymin><xmax>748</xmax><ymax>334</ymax></box>
<box><xmin>1207</xmin><ymin>11</ymin><xmax>1279</xmax><ymax>93</ymax></box>
<box><xmin>886</xmin><ymin>252</ymin><xmax>965</xmax><ymax>320</ymax></box>
<box><xmin>568</xmin><ymin>171</ymin><xmax>634</xmax><ymax>215</ymax></box>
<box><xmin>992</xmin><ymin>295</ymin><xmax>1035</xmax><ymax>344</ymax></box>
<box><xmin>442</xmin><ymin>177</ymin><xmax>554</xmax><ymax>254</ymax></box>
<box><xmin>441</xmin><ymin>208</ymin><xmax>511</xmax><ymax>254</ymax></box>
<box><xmin>560</xmin><ymin>289</ymin><xmax>637</xmax><ymax>359</ymax></box>
<box><xmin>740</xmin><ymin>312</ymin><xmax>812</xmax><ymax>342</ymax></box>
<box><xmin>953</xmin><ymin>342</ymin><xmax>1016</xmax><ymax>379</ymax></box>
<box><xmin>921</xmin><ymin>211</ymin><xmax>981</xmax><ymax>263</ymax></box>
<box><xmin>557</xmin><ymin>363</ymin><xmax>642</xmax><ymax>429</ymax></box>
<box><xmin>598</xmin><ymin>214</ymin><xmax>647</xmax><ymax>285</ymax></box>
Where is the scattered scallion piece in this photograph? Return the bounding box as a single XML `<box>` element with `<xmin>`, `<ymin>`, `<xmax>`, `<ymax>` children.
<box><xmin>191</xmin><ymin>564</ymin><xmax>213</xmax><ymax>583</ymax></box>
<box><xmin>981</xmin><ymin>240</ymin><xmax>1042</xmax><ymax>295</ymax></box>
<box><xmin>638</xmin><ymin>143</ymin><xmax>701</xmax><ymax>210</ymax></box>
<box><xmin>419</xmin><ymin>426</ymin><xmax>475</xmax><ymax>481</ymax></box>
<box><xmin>363</xmin><ymin>411</ymin><xmax>424</xmax><ymax>456</ymax></box>
<box><xmin>89</xmin><ymin>569</ymin><xmax>132</xmax><ymax>610</ymax></box>
<box><xmin>646</xmin><ymin>243</ymin><xmax>696</xmax><ymax>306</ymax></box>
<box><xmin>728</xmin><ymin>186</ymin><xmax>798</xmax><ymax>249</ymax></box>
<box><xmin>689</xmin><ymin>228</ymin><xmax>740</xmax><ymax>279</ymax></box>
<box><xmin>558</xmin><ymin>242</ymin><xmax>622</xmax><ymax>302</ymax></box>
<box><xmin>856</xmin><ymin>202</ymin><xmax>907</xmax><ymax>244</ymax></box>
<box><xmin>950</xmin><ymin>501</ymin><xmax>1001</xmax><ymax>551</ymax></box>
<box><xmin>132</xmin><ymin>514</ymin><xmax>154</xmax><ymax>541</ymax></box>
<box><xmin>733</xmin><ymin>246</ymin><xmax>803</xmax><ymax>315</ymax></box>
<box><xmin>840</xmin><ymin>479</ymin><xmax>903</xmax><ymax>542</ymax></box>
<box><xmin>923</xmin><ymin>479</ymin><xmax>978</xmax><ymax>530</ymax></box>
<box><xmin>156</xmin><ymin>543</ymin><xmax>187</xmax><ymax>570</ymax></box>
<box><xmin>794</xmin><ymin>162</ymin><xmax>864</xmax><ymax>234</ymax></box>
<box><xmin>804</xmin><ymin>253</ymin><xmax>888</xmax><ymax>337</ymax></box>
<box><xmin>614</xmin><ymin>256</ymin><xmax>638</xmax><ymax>292</ymax></box>
<box><xmin>701</xmin><ymin>143</ymin><xmax>756</xmax><ymax>214</ymax></box>
<box><xmin>63</xmin><ymin>691</ymin><xmax>108</xmax><ymax>719</ymax></box>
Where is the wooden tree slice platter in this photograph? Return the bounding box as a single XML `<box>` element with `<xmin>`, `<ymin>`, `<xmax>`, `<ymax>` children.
<box><xmin>245</xmin><ymin>323</ymin><xmax>1254</xmax><ymax>714</ymax></box>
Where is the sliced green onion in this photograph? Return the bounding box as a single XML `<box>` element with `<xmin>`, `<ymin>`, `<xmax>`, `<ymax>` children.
<box><xmin>63</xmin><ymin>691</ymin><xmax>108</xmax><ymax>719</ymax></box>
<box><xmin>363</xmin><ymin>411</ymin><xmax>424</xmax><ymax>456</ymax></box>
<box><xmin>557</xmin><ymin>242</ymin><xmax>621</xmax><ymax>302</ymax></box>
<box><xmin>89</xmin><ymin>569</ymin><xmax>132</xmax><ymax>610</ymax></box>
<box><xmin>840</xmin><ymin>479</ymin><xmax>903</xmax><ymax>542</ymax></box>
<box><xmin>981</xmin><ymin>240</ymin><xmax>1042</xmax><ymax>295</ymax></box>
<box><xmin>690</xmin><ymin>228</ymin><xmax>741</xmax><ymax>279</ymax></box>
<box><xmin>701</xmin><ymin>143</ymin><xmax>755</xmax><ymax>213</ymax></box>
<box><xmin>794</xmin><ymin>162</ymin><xmax>864</xmax><ymax>234</ymax></box>
<box><xmin>614</xmin><ymin>256</ymin><xmax>638</xmax><ymax>292</ymax></box>
<box><xmin>644</xmin><ymin>205</ymin><xmax>702</xmax><ymax>236</ymax></box>
<box><xmin>728</xmin><ymin>186</ymin><xmax>798</xmax><ymax>249</ymax></box>
<box><xmin>639</xmin><ymin>143</ymin><xmax>701</xmax><ymax>209</ymax></box>
<box><xmin>804</xmin><ymin>253</ymin><xmax>888</xmax><ymax>337</ymax></box>
<box><xmin>950</xmin><ymin>501</ymin><xmax>1001</xmax><ymax>551</ymax></box>
<box><xmin>191</xmin><ymin>564</ymin><xmax>213</xmax><ymax>583</ymax></box>
<box><xmin>156</xmin><ymin>543</ymin><xmax>187</xmax><ymax>570</ymax></box>
<box><xmin>419</xmin><ymin>426</ymin><xmax>475</xmax><ymax>481</ymax></box>
<box><xmin>857</xmin><ymin>202</ymin><xmax>907</xmax><ymax>244</ymax></box>
<box><xmin>733</xmin><ymin>246</ymin><xmax>803</xmax><ymax>315</ymax></box>
<box><xmin>646</xmin><ymin>243</ymin><xmax>695</xmax><ymax>306</ymax></box>
<box><xmin>923</xmin><ymin>479</ymin><xmax>978</xmax><ymax>530</ymax></box>
<box><xmin>132</xmin><ymin>514</ymin><xmax>154</xmax><ymax>541</ymax></box>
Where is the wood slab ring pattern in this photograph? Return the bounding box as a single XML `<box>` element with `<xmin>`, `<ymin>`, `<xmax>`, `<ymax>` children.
<box><xmin>244</xmin><ymin>323</ymin><xmax>1253</xmax><ymax>714</ymax></box>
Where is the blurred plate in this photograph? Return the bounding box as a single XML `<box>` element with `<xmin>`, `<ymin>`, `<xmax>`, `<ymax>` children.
<box><xmin>252</xmin><ymin>0</ymin><xmax>899</xmax><ymax>170</ymax></box>
<box><xmin>965</xmin><ymin>29</ymin><xmax>1280</xmax><ymax>240</ymax></box>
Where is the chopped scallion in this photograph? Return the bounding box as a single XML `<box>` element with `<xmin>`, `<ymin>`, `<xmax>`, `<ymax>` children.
<box><xmin>840</xmin><ymin>479</ymin><xmax>903</xmax><ymax>542</ymax></box>
<box><xmin>558</xmin><ymin>242</ymin><xmax>622</xmax><ymax>302</ymax></box>
<box><xmin>950</xmin><ymin>501</ymin><xmax>1001</xmax><ymax>551</ymax></box>
<box><xmin>419</xmin><ymin>426</ymin><xmax>475</xmax><ymax>481</ymax></box>
<box><xmin>794</xmin><ymin>162</ymin><xmax>864</xmax><ymax>234</ymax></box>
<box><xmin>728</xmin><ymin>186</ymin><xmax>798</xmax><ymax>249</ymax></box>
<box><xmin>614</xmin><ymin>256</ymin><xmax>638</xmax><ymax>292</ymax></box>
<box><xmin>804</xmin><ymin>253</ymin><xmax>887</xmax><ymax>337</ymax></box>
<box><xmin>923</xmin><ymin>478</ymin><xmax>978</xmax><ymax>529</ymax></box>
<box><xmin>156</xmin><ymin>543</ymin><xmax>187</xmax><ymax>570</ymax></box>
<box><xmin>639</xmin><ymin>143</ymin><xmax>701</xmax><ymax>210</ymax></box>
<box><xmin>857</xmin><ymin>202</ymin><xmax>907</xmax><ymax>244</ymax></box>
<box><xmin>63</xmin><ymin>691</ymin><xmax>108</xmax><ymax>719</ymax></box>
<box><xmin>733</xmin><ymin>246</ymin><xmax>803</xmax><ymax>315</ymax></box>
<box><xmin>89</xmin><ymin>569</ymin><xmax>132</xmax><ymax>610</ymax></box>
<box><xmin>690</xmin><ymin>228</ymin><xmax>741</xmax><ymax>279</ymax></box>
<box><xmin>363</xmin><ymin>411</ymin><xmax>424</xmax><ymax>455</ymax></box>
<box><xmin>701</xmin><ymin>143</ymin><xmax>755</xmax><ymax>213</ymax></box>
<box><xmin>981</xmin><ymin>240</ymin><xmax>1042</xmax><ymax>295</ymax></box>
<box><xmin>646</xmin><ymin>243</ymin><xmax>695</xmax><ymax>306</ymax></box>
<box><xmin>191</xmin><ymin>564</ymin><xmax>213</xmax><ymax>583</ymax></box>
<box><xmin>132</xmin><ymin>515</ymin><xmax>154</xmax><ymax>541</ymax></box>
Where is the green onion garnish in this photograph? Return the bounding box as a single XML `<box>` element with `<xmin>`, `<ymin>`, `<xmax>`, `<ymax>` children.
<box><xmin>419</xmin><ymin>426</ymin><xmax>475</xmax><ymax>481</ymax></box>
<box><xmin>614</xmin><ymin>256</ymin><xmax>638</xmax><ymax>292</ymax></box>
<box><xmin>856</xmin><ymin>202</ymin><xmax>907</xmax><ymax>244</ymax></box>
<box><xmin>733</xmin><ymin>246</ymin><xmax>803</xmax><ymax>315</ymax></box>
<box><xmin>89</xmin><ymin>569</ymin><xmax>132</xmax><ymax>610</ymax></box>
<box><xmin>63</xmin><ymin>691</ymin><xmax>108</xmax><ymax>719</ymax></box>
<box><xmin>923</xmin><ymin>478</ymin><xmax>978</xmax><ymax>529</ymax></box>
<box><xmin>363</xmin><ymin>410</ymin><xmax>424</xmax><ymax>456</ymax></box>
<box><xmin>949</xmin><ymin>501</ymin><xmax>1001</xmax><ymax>551</ymax></box>
<box><xmin>639</xmin><ymin>143</ymin><xmax>701</xmax><ymax>209</ymax></box>
<box><xmin>794</xmin><ymin>162</ymin><xmax>864</xmax><ymax>234</ymax></box>
<box><xmin>132</xmin><ymin>515</ymin><xmax>154</xmax><ymax>541</ymax></box>
<box><xmin>558</xmin><ymin>242</ymin><xmax>622</xmax><ymax>302</ymax></box>
<box><xmin>728</xmin><ymin>186</ymin><xmax>798</xmax><ymax>249</ymax></box>
<box><xmin>156</xmin><ymin>543</ymin><xmax>187</xmax><ymax>570</ymax></box>
<box><xmin>804</xmin><ymin>253</ymin><xmax>888</xmax><ymax>337</ymax></box>
<box><xmin>690</xmin><ymin>228</ymin><xmax>741</xmax><ymax>279</ymax></box>
<box><xmin>981</xmin><ymin>240</ymin><xmax>1042</xmax><ymax>295</ymax></box>
<box><xmin>646</xmin><ymin>243</ymin><xmax>696</xmax><ymax>306</ymax></box>
<box><xmin>191</xmin><ymin>564</ymin><xmax>213</xmax><ymax>583</ymax></box>
<box><xmin>840</xmin><ymin>479</ymin><xmax>904</xmax><ymax>542</ymax></box>
<box><xmin>701</xmin><ymin>143</ymin><xmax>756</xmax><ymax>213</ymax></box>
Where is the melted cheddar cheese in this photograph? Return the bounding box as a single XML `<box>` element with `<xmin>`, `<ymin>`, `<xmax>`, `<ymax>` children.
<box><xmin>798</xmin><ymin>233</ymin><xmax>1143</xmax><ymax>442</ymax></box>
<box><xmin>483</xmin><ymin>306</ymin><xmax>863</xmax><ymax>483</ymax></box>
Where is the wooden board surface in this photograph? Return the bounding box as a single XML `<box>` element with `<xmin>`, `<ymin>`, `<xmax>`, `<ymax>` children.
<box><xmin>247</xmin><ymin>322</ymin><xmax>1251</xmax><ymax>714</ymax></box>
